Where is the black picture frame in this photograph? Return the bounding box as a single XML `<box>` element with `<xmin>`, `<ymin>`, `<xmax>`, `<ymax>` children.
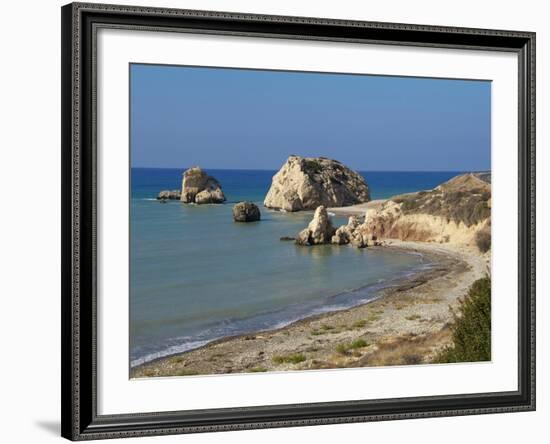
<box><xmin>61</xmin><ymin>2</ymin><xmax>536</xmax><ymax>440</ymax></box>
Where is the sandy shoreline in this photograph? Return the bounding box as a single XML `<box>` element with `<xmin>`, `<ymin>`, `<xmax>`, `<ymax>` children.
<box><xmin>132</xmin><ymin>240</ymin><xmax>488</xmax><ymax>378</ymax></box>
<box><xmin>328</xmin><ymin>199</ymin><xmax>385</xmax><ymax>216</ymax></box>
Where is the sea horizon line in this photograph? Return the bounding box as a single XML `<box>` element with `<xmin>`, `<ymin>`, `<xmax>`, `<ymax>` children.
<box><xmin>131</xmin><ymin>166</ymin><xmax>488</xmax><ymax>173</ymax></box>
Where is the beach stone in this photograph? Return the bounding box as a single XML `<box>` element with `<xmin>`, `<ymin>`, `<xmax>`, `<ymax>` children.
<box><xmin>233</xmin><ymin>202</ymin><xmax>261</xmax><ymax>222</ymax></box>
<box><xmin>296</xmin><ymin>206</ymin><xmax>336</xmax><ymax>246</ymax></box>
<box><xmin>180</xmin><ymin>167</ymin><xmax>225</xmax><ymax>204</ymax></box>
<box><xmin>264</xmin><ymin>155</ymin><xmax>370</xmax><ymax>211</ymax></box>
<box><xmin>157</xmin><ymin>189</ymin><xmax>181</xmax><ymax>200</ymax></box>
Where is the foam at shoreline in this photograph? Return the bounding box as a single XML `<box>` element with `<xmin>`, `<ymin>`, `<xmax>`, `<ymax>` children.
<box><xmin>131</xmin><ymin>249</ymin><xmax>434</xmax><ymax>368</ymax></box>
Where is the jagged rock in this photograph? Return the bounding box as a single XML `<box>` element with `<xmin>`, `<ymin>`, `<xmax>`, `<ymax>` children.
<box><xmin>331</xmin><ymin>216</ymin><xmax>360</xmax><ymax>245</ymax></box>
<box><xmin>330</xmin><ymin>214</ymin><xmax>370</xmax><ymax>248</ymax></box>
<box><xmin>180</xmin><ymin>167</ymin><xmax>225</xmax><ymax>204</ymax></box>
<box><xmin>233</xmin><ymin>202</ymin><xmax>261</xmax><ymax>222</ymax></box>
<box><xmin>264</xmin><ymin>156</ymin><xmax>370</xmax><ymax>212</ymax></box>
<box><xmin>157</xmin><ymin>190</ymin><xmax>181</xmax><ymax>200</ymax></box>
<box><xmin>295</xmin><ymin>206</ymin><xmax>336</xmax><ymax>246</ymax></box>
<box><xmin>350</xmin><ymin>230</ymin><xmax>369</xmax><ymax>248</ymax></box>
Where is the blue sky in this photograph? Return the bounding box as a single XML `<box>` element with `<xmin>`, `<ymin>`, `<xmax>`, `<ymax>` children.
<box><xmin>130</xmin><ymin>64</ymin><xmax>490</xmax><ymax>171</ymax></box>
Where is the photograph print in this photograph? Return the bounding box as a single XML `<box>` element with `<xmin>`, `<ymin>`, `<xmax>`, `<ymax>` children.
<box><xmin>129</xmin><ymin>64</ymin><xmax>491</xmax><ymax>378</ymax></box>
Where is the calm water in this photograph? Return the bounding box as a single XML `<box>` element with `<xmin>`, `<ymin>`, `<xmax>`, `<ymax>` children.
<box><xmin>130</xmin><ymin>169</ymin><xmax>462</xmax><ymax>366</ymax></box>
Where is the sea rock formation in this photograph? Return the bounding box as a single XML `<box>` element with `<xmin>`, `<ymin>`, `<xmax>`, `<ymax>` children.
<box><xmin>331</xmin><ymin>216</ymin><xmax>360</xmax><ymax>245</ymax></box>
<box><xmin>329</xmin><ymin>214</ymin><xmax>371</xmax><ymax>248</ymax></box>
<box><xmin>296</xmin><ymin>206</ymin><xmax>336</xmax><ymax>246</ymax></box>
<box><xmin>233</xmin><ymin>202</ymin><xmax>261</xmax><ymax>222</ymax></box>
<box><xmin>157</xmin><ymin>190</ymin><xmax>181</xmax><ymax>200</ymax></box>
<box><xmin>264</xmin><ymin>156</ymin><xmax>370</xmax><ymax>212</ymax></box>
<box><xmin>180</xmin><ymin>167</ymin><xmax>225</xmax><ymax>204</ymax></box>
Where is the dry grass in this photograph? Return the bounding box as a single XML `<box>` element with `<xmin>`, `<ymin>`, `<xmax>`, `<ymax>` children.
<box><xmin>357</xmin><ymin>329</ymin><xmax>452</xmax><ymax>367</ymax></box>
<box><xmin>174</xmin><ymin>369</ymin><xmax>199</xmax><ymax>376</ymax></box>
<box><xmin>351</xmin><ymin>319</ymin><xmax>367</xmax><ymax>329</ymax></box>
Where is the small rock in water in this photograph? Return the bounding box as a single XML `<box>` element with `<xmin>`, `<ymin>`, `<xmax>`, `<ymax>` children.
<box><xmin>280</xmin><ymin>236</ymin><xmax>296</xmax><ymax>241</ymax></box>
<box><xmin>233</xmin><ymin>201</ymin><xmax>261</xmax><ymax>222</ymax></box>
<box><xmin>157</xmin><ymin>189</ymin><xmax>181</xmax><ymax>200</ymax></box>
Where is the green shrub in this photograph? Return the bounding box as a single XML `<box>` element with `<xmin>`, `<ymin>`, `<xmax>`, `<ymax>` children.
<box><xmin>435</xmin><ymin>277</ymin><xmax>491</xmax><ymax>363</ymax></box>
<box><xmin>336</xmin><ymin>339</ymin><xmax>368</xmax><ymax>355</ymax></box>
<box><xmin>249</xmin><ymin>367</ymin><xmax>268</xmax><ymax>372</ymax></box>
<box><xmin>272</xmin><ymin>354</ymin><xmax>306</xmax><ymax>365</ymax></box>
<box><xmin>335</xmin><ymin>344</ymin><xmax>348</xmax><ymax>354</ymax></box>
<box><xmin>350</xmin><ymin>339</ymin><xmax>368</xmax><ymax>349</ymax></box>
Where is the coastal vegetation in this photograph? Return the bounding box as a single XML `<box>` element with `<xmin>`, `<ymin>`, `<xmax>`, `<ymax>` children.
<box><xmin>336</xmin><ymin>339</ymin><xmax>368</xmax><ymax>355</ymax></box>
<box><xmin>272</xmin><ymin>353</ymin><xmax>307</xmax><ymax>365</ymax></box>
<box><xmin>434</xmin><ymin>277</ymin><xmax>491</xmax><ymax>363</ymax></box>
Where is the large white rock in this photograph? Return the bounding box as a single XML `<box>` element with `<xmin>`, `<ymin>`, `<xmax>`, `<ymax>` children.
<box><xmin>264</xmin><ymin>156</ymin><xmax>370</xmax><ymax>212</ymax></box>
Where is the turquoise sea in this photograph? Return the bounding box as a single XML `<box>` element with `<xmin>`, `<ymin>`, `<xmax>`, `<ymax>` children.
<box><xmin>130</xmin><ymin>169</ymin><xmax>462</xmax><ymax>367</ymax></box>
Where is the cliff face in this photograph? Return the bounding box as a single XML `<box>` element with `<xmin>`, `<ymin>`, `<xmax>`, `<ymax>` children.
<box><xmin>264</xmin><ymin>156</ymin><xmax>370</xmax><ymax>211</ymax></box>
<box><xmin>362</xmin><ymin>173</ymin><xmax>491</xmax><ymax>249</ymax></box>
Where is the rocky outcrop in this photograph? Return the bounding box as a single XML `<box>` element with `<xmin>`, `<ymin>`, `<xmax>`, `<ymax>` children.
<box><xmin>296</xmin><ymin>206</ymin><xmax>336</xmax><ymax>246</ymax></box>
<box><xmin>329</xmin><ymin>214</ymin><xmax>372</xmax><ymax>248</ymax></box>
<box><xmin>264</xmin><ymin>156</ymin><xmax>370</xmax><ymax>212</ymax></box>
<box><xmin>331</xmin><ymin>216</ymin><xmax>360</xmax><ymax>245</ymax></box>
<box><xmin>290</xmin><ymin>173</ymin><xmax>491</xmax><ymax>252</ymax></box>
<box><xmin>180</xmin><ymin>167</ymin><xmax>225</xmax><ymax>204</ymax></box>
<box><xmin>157</xmin><ymin>190</ymin><xmax>181</xmax><ymax>200</ymax></box>
<box><xmin>233</xmin><ymin>202</ymin><xmax>261</xmax><ymax>222</ymax></box>
<box><xmin>354</xmin><ymin>173</ymin><xmax>492</xmax><ymax>249</ymax></box>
